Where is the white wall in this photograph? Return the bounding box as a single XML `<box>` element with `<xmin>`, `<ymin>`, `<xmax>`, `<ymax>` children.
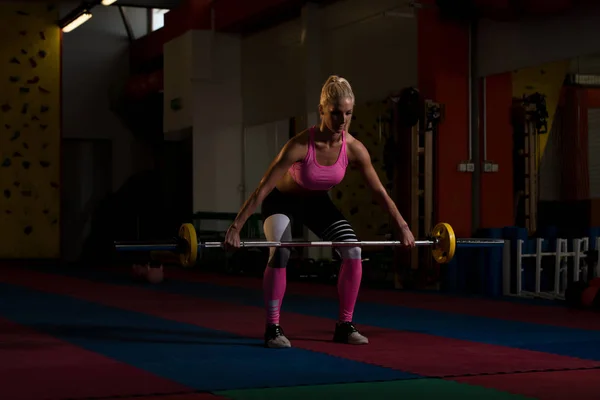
<box><xmin>241</xmin><ymin>19</ymin><xmax>304</xmax><ymax>126</ymax></box>
<box><xmin>321</xmin><ymin>0</ymin><xmax>417</xmax><ymax>104</ymax></box>
<box><xmin>163</xmin><ymin>31</ymin><xmax>194</xmax><ymax>133</ymax></box>
<box><xmin>242</xmin><ymin>0</ymin><xmax>417</xmax><ymax>126</ymax></box>
<box><xmin>477</xmin><ymin>2</ymin><xmax>600</xmax><ymax>77</ymax></box>
<box><xmin>192</xmin><ymin>32</ymin><xmax>243</xmax><ymax>213</ymax></box>
<box><xmin>61</xmin><ymin>4</ymin><xmax>152</xmax><ymax>191</ymax></box>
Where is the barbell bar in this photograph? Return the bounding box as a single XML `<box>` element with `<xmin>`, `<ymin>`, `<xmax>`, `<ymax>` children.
<box><xmin>114</xmin><ymin>222</ymin><xmax>505</xmax><ymax>268</ymax></box>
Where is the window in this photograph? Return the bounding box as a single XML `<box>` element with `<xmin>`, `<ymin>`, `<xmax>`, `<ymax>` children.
<box><xmin>151</xmin><ymin>8</ymin><xmax>168</xmax><ymax>31</ymax></box>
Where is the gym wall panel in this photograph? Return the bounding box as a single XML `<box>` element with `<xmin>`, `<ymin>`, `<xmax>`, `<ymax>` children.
<box><xmin>477</xmin><ymin>2</ymin><xmax>600</xmax><ymax>77</ymax></box>
<box><xmin>241</xmin><ymin>18</ymin><xmax>304</xmax><ymax>127</ymax></box>
<box><xmin>192</xmin><ymin>33</ymin><xmax>243</xmax><ymax>214</ymax></box>
<box><xmin>243</xmin><ymin>120</ymin><xmax>289</xmax><ymax>203</ymax></box>
<box><xmin>480</xmin><ymin>73</ymin><xmax>514</xmax><ymax>228</ymax></box>
<box><xmin>587</xmin><ymin>108</ymin><xmax>600</xmax><ymax>199</ymax></box>
<box><xmin>163</xmin><ymin>31</ymin><xmax>194</xmax><ymax>133</ymax></box>
<box><xmin>241</xmin><ymin>0</ymin><xmax>418</xmax><ymax>127</ymax></box>
<box><xmin>0</xmin><ymin>2</ymin><xmax>60</xmax><ymax>258</ymax></box>
<box><xmin>321</xmin><ymin>0</ymin><xmax>417</xmax><ymax>105</ymax></box>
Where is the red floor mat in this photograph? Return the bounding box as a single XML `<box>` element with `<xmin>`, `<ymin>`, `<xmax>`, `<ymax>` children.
<box><xmin>0</xmin><ymin>317</ymin><xmax>191</xmax><ymax>400</ymax></box>
<box><xmin>454</xmin><ymin>369</ymin><xmax>600</xmax><ymax>400</ymax></box>
<box><xmin>4</xmin><ymin>268</ymin><xmax>599</xmax><ymax>379</ymax></box>
<box><xmin>165</xmin><ymin>270</ymin><xmax>600</xmax><ymax>331</ymax></box>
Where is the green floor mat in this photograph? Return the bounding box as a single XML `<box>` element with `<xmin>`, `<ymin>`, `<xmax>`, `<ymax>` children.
<box><xmin>216</xmin><ymin>379</ymin><xmax>535</xmax><ymax>400</ymax></box>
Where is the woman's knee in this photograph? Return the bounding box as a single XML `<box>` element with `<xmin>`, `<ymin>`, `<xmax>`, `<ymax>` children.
<box><xmin>337</xmin><ymin>246</ymin><xmax>362</xmax><ymax>260</ymax></box>
<box><xmin>268</xmin><ymin>247</ymin><xmax>291</xmax><ymax>268</ymax></box>
<box><xmin>264</xmin><ymin>213</ymin><xmax>293</xmax><ymax>268</ymax></box>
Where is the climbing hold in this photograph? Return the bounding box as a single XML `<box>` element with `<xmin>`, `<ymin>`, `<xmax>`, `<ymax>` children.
<box><xmin>38</xmin><ymin>50</ymin><xmax>47</xmax><ymax>59</ymax></box>
<box><xmin>1</xmin><ymin>158</ymin><xmax>11</xmax><ymax>167</ymax></box>
<box><xmin>9</xmin><ymin>76</ymin><xmax>20</xmax><ymax>83</ymax></box>
<box><xmin>21</xmin><ymin>103</ymin><xmax>28</xmax><ymax>114</ymax></box>
<box><xmin>40</xmin><ymin>105</ymin><xmax>49</xmax><ymax>113</ymax></box>
<box><xmin>9</xmin><ymin>57</ymin><xmax>20</xmax><ymax>64</ymax></box>
<box><xmin>29</xmin><ymin>58</ymin><xmax>37</xmax><ymax>68</ymax></box>
<box><xmin>27</xmin><ymin>76</ymin><xmax>39</xmax><ymax>84</ymax></box>
<box><xmin>12</xmin><ymin>152</ymin><xmax>22</xmax><ymax>157</ymax></box>
<box><xmin>22</xmin><ymin>161</ymin><xmax>31</xmax><ymax>169</ymax></box>
<box><xmin>1</xmin><ymin>104</ymin><xmax>11</xmax><ymax>112</ymax></box>
<box><xmin>39</xmin><ymin>161</ymin><xmax>50</xmax><ymax>168</ymax></box>
<box><xmin>20</xmin><ymin>87</ymin><xmax>30</xmax><ymax>94</ymax></box>
<box><xmin>3</xmin><ymin>189</ymin><xmax>10</xmax><ymax>199</ymax></box>
<box><xmin>10</xmin><ymin>131</ymin><xmax>20</xmax><ymax>141</ymax></box>
<box><xmin>38</xmin><ymin>86</ymin><xmax>50</xmax><ymax>94</ymax></box>
<box><xmin>24</xmin><ymin>226</ymin><xmax>32</xmax><ymax>235</ymax></box>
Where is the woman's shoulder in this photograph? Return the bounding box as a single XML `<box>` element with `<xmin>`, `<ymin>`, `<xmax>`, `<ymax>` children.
<box><xmin>344</xmin><ymin>132</ymin><xmax>368</xmax><ymax>160</ymax></box>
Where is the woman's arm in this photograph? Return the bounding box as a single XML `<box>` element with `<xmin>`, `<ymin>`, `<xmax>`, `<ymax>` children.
<box><xmin>350</xmin><ymin>139</ymin><xmax>409</xmax><ymax>229</ymax></box>
<box><xmin>230</xmin><ymin>137</ymin><xmax>305</xmax><ymax>231</ymax></box>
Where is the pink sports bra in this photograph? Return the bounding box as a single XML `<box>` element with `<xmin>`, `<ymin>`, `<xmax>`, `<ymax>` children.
<box><xmin>288</xmin><ymin>126</ymin><xmax>349</xmax><ymax>191</ymax></box>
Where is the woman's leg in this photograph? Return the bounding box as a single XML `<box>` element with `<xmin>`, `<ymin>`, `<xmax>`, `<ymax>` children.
<box><xmin>303</xmin><ymin>196</ymin><xmax>368</xmax><ymax>345</ymax></box>
<box><xmin>262</xmin><ymin>213</ymin><xmax>293</xmax><ymax>348</ymax></box>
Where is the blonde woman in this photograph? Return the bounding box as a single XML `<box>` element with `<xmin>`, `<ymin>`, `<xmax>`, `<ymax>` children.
<box><xmin>225</xmin><ymin>75</ymin><xmax>415</xmax><ymax>348</ymax></box>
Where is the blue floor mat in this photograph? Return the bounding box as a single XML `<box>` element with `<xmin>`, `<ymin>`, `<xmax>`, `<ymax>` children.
<box><xmin>35</xmin><ymin>267</ymin><xmax>600</xmax><ymax>362</ymax></box>
<box><xmin>0</xmin><ymin>282</ymin><xmax>416</xmax><ymax>391</ymax></box>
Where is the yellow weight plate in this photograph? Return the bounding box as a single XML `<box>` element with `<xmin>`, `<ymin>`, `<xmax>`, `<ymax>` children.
<box><xmin>178</xmin><ymin>223</ymin><xmax>198</xmax><ymax>268</ymax></box>
<box><xmin>431</xmin><ymin>222</ymin><xmax>456</xmax><ymax>264</ymax></box>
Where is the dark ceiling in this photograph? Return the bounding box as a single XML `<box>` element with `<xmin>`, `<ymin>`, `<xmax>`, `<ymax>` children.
<box><xmin>106</xmin><ymin>0</ymin><xmax>183</xmax><ymax>9</ymax></box>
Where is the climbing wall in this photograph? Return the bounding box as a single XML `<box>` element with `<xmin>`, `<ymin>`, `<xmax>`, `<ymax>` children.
<box><xmin>332</xmin><ymin>101</ymin><xmax>394</xmax><ymax>241</ymax></box>
<box><xmin>0</xmin><ymin>2</ymin><xmax>61</xmax><ymax>258</ymax></box>
<box><xmin>512</xmin><ymin>59</ymin><xmax>569</xmax><ymax>165</ymax></box>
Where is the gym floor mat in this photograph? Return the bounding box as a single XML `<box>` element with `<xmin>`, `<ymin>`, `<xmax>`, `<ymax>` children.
<box><xmin>216</xmin><ymin>379</ymin><xmax>534</xmax><ymax>400</ymax></box>
<box><xmin>0</xmin><ymin>317</ymin><xmax>191</xmax><ymax>400</ymax></box>
<box><xmin>2</xmin><ymin>268</ymin><xmax>599</xmax><ymax>377</ymax></box>
<box><xmin>53</xmin><ymin>266</ymin><xmax>600</xmax><ymax>360</ymax></box>
<box><xmin>2</xmin><ymin>266</ymin><xmax>600</xmax><ymax>400</ymax></box>
<box><xmin>0</xmin><ymin>282</ymin><xmax>414</xmax><ymax>392</ymax></box>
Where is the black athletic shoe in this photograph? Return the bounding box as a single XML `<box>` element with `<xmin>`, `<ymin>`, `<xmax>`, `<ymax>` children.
<box><xmin>333</xmin><ymin>321</ymin><xmax>369</xmax><ymax>345</ymax></box>
<box><xmin>264</xmin><ymin>324</ymin><xmax>291</xmax><ymax>348</ymax></box>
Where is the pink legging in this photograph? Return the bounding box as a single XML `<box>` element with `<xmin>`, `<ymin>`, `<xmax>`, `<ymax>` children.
<box><xmin>262</xmin><ymin>214</ymin><xmax>362</xmax><ymax>325</ymax></box>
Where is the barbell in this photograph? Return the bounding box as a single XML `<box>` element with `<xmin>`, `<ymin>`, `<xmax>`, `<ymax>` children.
<box><xmin>113</xmin><ymin>222</ymin><xmax>505</xmax><ymax>268</ymax></box>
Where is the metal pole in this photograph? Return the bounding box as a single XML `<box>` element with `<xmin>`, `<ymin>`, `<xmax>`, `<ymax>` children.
<box><xmin>114</xmin><ymin>238</ymin><xmax>505</xmax><ymax>252</ymax></box>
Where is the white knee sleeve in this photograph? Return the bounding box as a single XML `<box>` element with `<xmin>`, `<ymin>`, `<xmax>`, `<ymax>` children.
<box><xmin>264</xmin><ymin>214</ymin><xmax>293</xmax><ymax>268</ymax></box>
